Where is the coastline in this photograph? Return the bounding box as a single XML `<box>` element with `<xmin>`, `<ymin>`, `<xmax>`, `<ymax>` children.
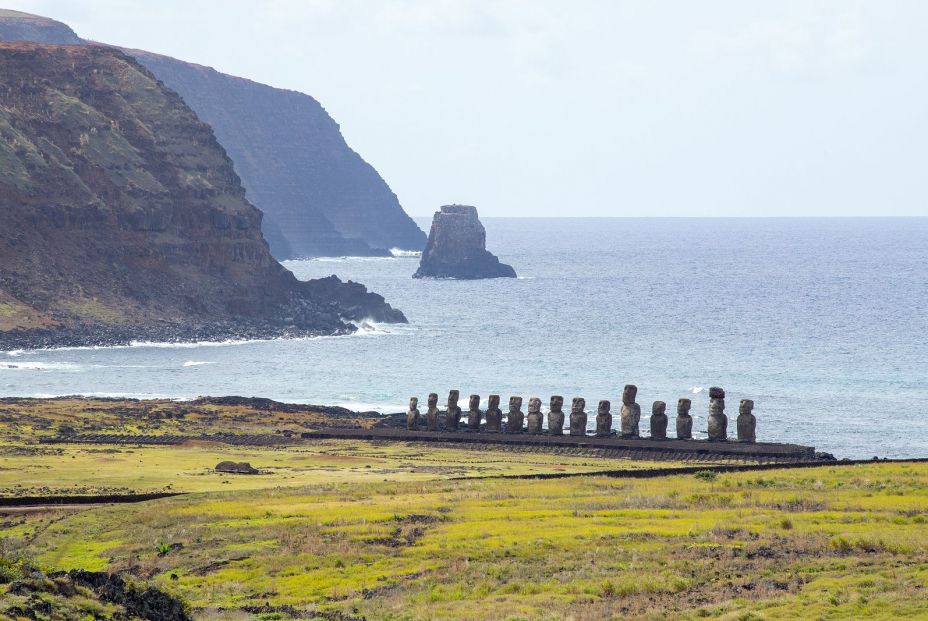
<box><xmin>0</xmin><ymin>321</ymin><xmax>358</xmax><ymax>353</ymax></box>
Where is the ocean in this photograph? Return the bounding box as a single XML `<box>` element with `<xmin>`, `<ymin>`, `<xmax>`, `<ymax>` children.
<box><xmin>2</xmin><ymin>218</ymin><xmax>926</xmax><ymax>459</ymax></box>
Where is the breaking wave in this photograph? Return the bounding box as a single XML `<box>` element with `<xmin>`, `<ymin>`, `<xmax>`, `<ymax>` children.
<box><xmin>1</xmin><ymin>361</ymin><xmax>82</xmax><ymax>372</ymax></box>
<box><xmin>389</xmin><ymin>248</ymin><xmax>421</xmax><ymax>258</ymax></box>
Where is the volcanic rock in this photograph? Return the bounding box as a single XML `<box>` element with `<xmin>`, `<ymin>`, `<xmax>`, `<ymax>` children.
<box><xmin>215</xmin><ymin>461</ymin><xmax>259</xmax><ymax>475</ymax></box>
<box><xmin>0</xmin><ymin>42</ymin><xmax>404</xmax><ymax>349</ymax></box>
<box><xmin>413</xmin><ymin>205</ymin><xmax>516</xmax><ymax>279</ymax></box>
<box><xmin>0</xmin><ymin>10</ymin><xmax>426</xmax><ymax>259</ymax></box>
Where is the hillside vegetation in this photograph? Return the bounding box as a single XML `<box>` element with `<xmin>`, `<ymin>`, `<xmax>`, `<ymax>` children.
<box><xmin>1</xmin><ymin>399</ymin><xmax>927</xmax><ymax>620</ymax></box>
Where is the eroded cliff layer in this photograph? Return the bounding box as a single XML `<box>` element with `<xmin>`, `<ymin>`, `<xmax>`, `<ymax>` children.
<box><xmin>131</xmin><ymin>50</ymin><xmax>427</xmax><ymax>258</ymax></box>
<box><xmin>0</xmin><ymin>42</ymin><xmax>404</xmax><ymax>348</ymax></box>
<box><xmin>0</xmin><ymin>9</ymin><xmax>81</xmax><ymax>44</ymax></box>
<box><xmin>0</xmin><ymin>10</ymin><xmax>426</xmax><ymax>259</ymax></box>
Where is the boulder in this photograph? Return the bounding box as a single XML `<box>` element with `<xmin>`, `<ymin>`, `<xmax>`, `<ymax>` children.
<box><xmin>215</xmin><ymin>461</ymin><xmax>259</xmax><ymax>475</ymax></box>
<box><xmin>413</xmin><ymin>205</ymin><xmax>516</xmax><ymax>279</ymax></box>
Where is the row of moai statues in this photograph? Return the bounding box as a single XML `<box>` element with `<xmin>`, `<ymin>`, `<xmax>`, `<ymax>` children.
<box><xmin>406</xmin><ymin>386</ymin><xmax>756</xmax><ymax>442</ymax></box>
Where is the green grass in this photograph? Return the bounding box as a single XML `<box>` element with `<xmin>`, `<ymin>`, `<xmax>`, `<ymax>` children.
<box><xmin>2</xmin><ymin>399</ymin><xmax>928</xmax><ymax>620</ymax></box>
<box><xmin>4</xmin><ymin>463</ymin><xmax>928</xmax><ymax>620</ymax></box>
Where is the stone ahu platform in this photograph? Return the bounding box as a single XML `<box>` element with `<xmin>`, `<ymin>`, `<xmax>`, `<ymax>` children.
<box><xmin>303</xmin><ymin>386</ymin><xmax>818</xmax><ymax>463</ymax></box>
<box><xmin>300</xmin><ymin>427</ymin><xmax>816</xmax><ymax>462</ymax></box>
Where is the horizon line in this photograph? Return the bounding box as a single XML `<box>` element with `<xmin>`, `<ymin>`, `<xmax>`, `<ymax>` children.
<box><xmin>409</xmin><ymin>214</ymin><xmax>928</xmax><ymax>219</ymax></box>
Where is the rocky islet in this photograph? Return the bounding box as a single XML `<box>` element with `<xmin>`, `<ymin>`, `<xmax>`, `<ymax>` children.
<box><xmin>414</xmin><ymin>205</ymin><xmax>517</xmax><ymax>279</ymax></box>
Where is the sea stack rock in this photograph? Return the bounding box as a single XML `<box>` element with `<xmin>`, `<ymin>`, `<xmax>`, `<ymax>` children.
<box><xmin>413</xmin><ymin>205</ymin><xmax>516</xmax><ymax>279</ymax></box>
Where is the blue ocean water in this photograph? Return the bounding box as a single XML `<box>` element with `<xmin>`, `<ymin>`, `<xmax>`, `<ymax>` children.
<box><xmin>2</xmin><ymin>218</ymin><xmax>926</xmax><ymax>459</ymax></box>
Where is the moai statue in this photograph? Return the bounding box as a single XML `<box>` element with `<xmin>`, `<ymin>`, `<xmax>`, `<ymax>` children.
<box><xmin>676</xmin><ymin>398</ymin><xmax>693</xmax><ymax>440</ymax></box>
<box><xmin>466</xmin><ymin>394</ymin><xmax>483</xmax><ymax>430</ymax></box>
<box><xmin>620</xmin><ymin>384</ymin><xmax>641</xmax><ymax>438</ymax></box>
<box><xmin>425</xmin><ymin>392</ymin><xmax>440</xmax><ymax>431</ymax></box>
<box><xmin>650</xmin><ymin>401</ymin><xmax>668</xmax><ymax>439</ymax></box>
<box><xmin>507</xmin><ymin>396</ymin><xmax>524</xmax><ymax>433</ymax></box>
<box><xmin>595</xmin><ymin>400</ymin><xmax>612</xmax><ymax>436</ymax></box>
<box><xmin>526</xmin><ymin>397</ymin><xmax>544</xmax><ymax>434</ymax></box>
<box><xmin>737</xmin><ymin>399</ymin><xmax>756</xmax><ymax>443</ymax></box>
<box><xmin>485</xmin><ymin>395</ymin><xmax>503</xmax><ymax>432</ymax></box>
<box><xmin>446</xmin><ymin>390</ymin><xmax>462</xmax><ymax>431</ymax></box>
<box><xmin>547</xmin><ymin>396</ymin><xmax>565</xmax><ymax>435</ymax></box>
<box><xmin>406</xmin><ymin>397</ymin><xmax>420</xmax><ymax>430</ymax></box>
<box><xmin>569</xmin><ymin>398</ymin><xmax>587</xmax><ymax>436</ymax></box>
<box><xmin>707</xmin><ymin>386</ymin><xmax>728</xmax><ymax>441</ymax></box>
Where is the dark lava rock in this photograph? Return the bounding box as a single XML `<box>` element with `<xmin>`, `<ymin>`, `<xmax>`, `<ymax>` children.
<box><xmin>6</xmin><ymin>564</ymin><xmax>190</xmax><ymax>621</ymax></box>
<box><xmin>413</xmin><ymin>205</ymin><xmax>516</xmax><ymax>279</ymax></box>
<box><xmin>69</xmin><ymin>570</ymin><xmax>191</xmax><ymax>621</ymax></box>
<box><xmin>215</xmin><ymin>461</ymin><xmax>259</xmax><ymax>475</ymax></box>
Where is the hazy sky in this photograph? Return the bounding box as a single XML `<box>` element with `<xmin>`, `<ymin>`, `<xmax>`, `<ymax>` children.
<box><xmin>6</xmin><ymin>0</ymin><xmax>927</xmax><ymax>217</ymax></box>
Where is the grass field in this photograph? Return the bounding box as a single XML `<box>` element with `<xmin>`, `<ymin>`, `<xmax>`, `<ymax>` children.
<box><xmin>2</xmin><ymin>399</ymin><xmax>927</xmax><ymax>620</ymax></box>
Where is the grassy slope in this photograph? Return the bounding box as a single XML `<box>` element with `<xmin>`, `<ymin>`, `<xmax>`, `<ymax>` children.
<box><xmin>4</xmin><ymin>464</ymin><xmax>927</xmax><ymax>621</ymax></box>
<box><xmin>1</xmin><ymin>399</ymin><xmax>927</xmax><ymax>620</ymax></box>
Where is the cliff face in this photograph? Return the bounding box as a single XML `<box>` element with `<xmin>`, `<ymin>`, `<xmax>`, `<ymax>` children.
<box><xmin>0</xmin><ymin>10</ymin><xmax>426</xmax><ymax>259</ymax></box>
<box><xmin>414</xmin><ymin>205</ymin><xmax>516</xmax><ymax>279</ymax></box>
<box><xmin>0</xmin><ymin>42</ymin><xmax>404</xmax><ymax>348</ymax></box>
<box><xmin>0</xmin><ymin>9</ymin><xmax>81</xmax><ymax>44</ymax></box>
<box><xmin>130</xmin><ymin>51</ymin><xmax>427</xmax><ymax>258</ymax></box>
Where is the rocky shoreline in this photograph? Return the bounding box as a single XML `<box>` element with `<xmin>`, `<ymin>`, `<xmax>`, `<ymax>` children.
<box><xmin>0</xmin><ymin>274</ymin><xmax>406</xmax><ymax>352</ymax></box>
<box><xmin>0</xmin><ymin>321</ymin><xmax>354</xmax><ymax>352</ymax></box>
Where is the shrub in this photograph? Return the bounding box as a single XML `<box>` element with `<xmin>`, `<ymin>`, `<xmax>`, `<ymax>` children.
<box><xmin>694</xmin><ymin>470</ymin><xmax>718</xmax><ymax>481</ymax></box>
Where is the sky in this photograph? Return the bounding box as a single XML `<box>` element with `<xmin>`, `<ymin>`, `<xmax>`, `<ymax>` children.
<box><xmin>5</xmin><ymin>0</ymin><xmax>927</xmax><ymax>217</ymax></box>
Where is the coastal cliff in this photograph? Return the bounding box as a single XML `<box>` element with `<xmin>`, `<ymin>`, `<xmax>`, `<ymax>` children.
<box><xmin>0</xmin><ymin>42</ymin><xmax>404</xmax><ymax>349</ymax></box>
<box><xmin>414</xmin><ymin>205</ymin><xmax>516</xmax><ymax>279</ymax></box>
<box><xmin>130</xmin><ymin>50</ymin><xmax>426</xmax><ymax>258</ymax></box>
<box><xmin>0</xmin><ymin>10</ymin><xmax>427</xmax><ymax>259</ymax></box>
<box><xmin>0</xmin><ymin>9</ymin><xmax>81</xmax><ymax>44</ymax></box>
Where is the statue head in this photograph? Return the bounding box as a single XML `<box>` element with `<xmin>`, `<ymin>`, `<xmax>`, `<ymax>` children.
<box><xmin>709</xmin><ymin>386</ymin><xmax>725</xmax><ymax>399</ymax></box>
<box><xmin>427</xmin><ymin>392</ymin><xmax>438</xmax><ymax>408</ymax></box>
<box><xmin>448</xmin><ymin>390</ymin><xmax>459</xmax><ymax>407</ymax></box>
<box><xmin>652</xmin><ymin>400</ymin><xmax>666</xmax><ymax>416</ymax></box>
<box><xmin>739</xmin><ymin>399</ymin><xmax>754</xmax><ymax>415</ymax></box>
<box><xmin>677</xmin><ymin>398</ymin><xmax>692</xmax><ymax>416</ymax></box>
<box><xmin>571</xmin><ymin>397</ymin><xmax>586</xmax><ymax>413</ymax></box>
<box><xmin>508</xmin><ymin>396</ymin><xmax>522</xmax><ymax>412</ymax></box>
<box><xmin>528</xmin><ymin>397</ymin><xmax>542</xmax><ymax>413</ymax></box>
<box><xmin>622</xmin><ymin>384</ymin><xmax>637</xmax><ymax>405</ymax></box>
<box><xmin>408</xmin><ymin>397</ymin><xmax>418</xmax><ymax>410</ymax></box>
<box><xmin>488</xmin><ymin>394</ymin><xmax>500</xmax><ymax>409</ymax></box>
<box><xmin>468</xmin><ymin>394</ymin><xmax>480</xmax><ymax>410</ymax></box>
<box><xmin>597</xmin><ymin>400</ymin><xmax>611</xmax><ymax>415</ymax></box>
<box><xmin>550</xmin><ymin>395</ymin><xmax>564</xmax><ymax>411</ymax></box>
